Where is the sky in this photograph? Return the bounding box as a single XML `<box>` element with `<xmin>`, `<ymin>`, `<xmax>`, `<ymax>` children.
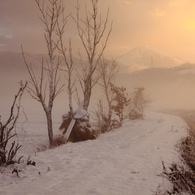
<box><xmin>1</xmin><ymin>0</ymin><xmax>195</xmax><ymax>62</ymax></box>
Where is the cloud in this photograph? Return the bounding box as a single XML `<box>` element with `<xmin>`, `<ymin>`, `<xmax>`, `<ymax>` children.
<box><xmin>0</xmin><ymin>44</ymin><xmax>5</xmax><ymax>48</ymax></box>
<box><xmin>149</xmin><ymin>9</ymin><xmax>167</xmax><ymax>18</ymax></box>
<box><xmin>116</xmin><ymin>0</ymin><xmax>132</xmax><ymax>5</ymax></box>
<box><xmin>168</xmin><ymin>0</ymin><xmax>189</xmax><ymax>7</ymax></box>
<box><xmin>124</xmin><ymin>0</ymin><xmax>132</xmax><ymax>5</ymax></box>
<box><xmin>0</xmin><ymin>44</ymin><xmax>8</xmax><ymax>52</ymax></box>
<box><xmin>0</xmin><ymin>27</ymin><xmax>13</xmax><ymax>39</ymax></box>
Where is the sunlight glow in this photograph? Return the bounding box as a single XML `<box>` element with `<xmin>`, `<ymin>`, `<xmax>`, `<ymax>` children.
<box><xmin>186</xmin><ymin>20</ymin><xmax>195</xmax><ymax>30</ymax></box>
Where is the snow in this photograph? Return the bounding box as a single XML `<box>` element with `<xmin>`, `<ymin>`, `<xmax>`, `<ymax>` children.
<box><xmin>0</xmin><ymin>111</ymin><xmax>188</xmax><ymax>195</ymax></box>
<box><xmin>116</xmin><ymin>46</ymin><xmax>181</xmax><ymax>73</ymax></box>
<box><xmin>73</xmin><ymin>101</ymin><xmax>88</xmax><ymax>119</ymax></box>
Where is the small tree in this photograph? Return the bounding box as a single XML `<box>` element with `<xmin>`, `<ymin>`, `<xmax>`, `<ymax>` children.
<box><xmin>129</xmin><ymin>87</ymin><xmax>149</xmax><ymax>119</ymax></box>
<box><xmin>73</xmin><ymin>0</ymin><xmax>112</xmax><ymax>110</ymax></box>
<box><xmin>109</xmin><ymin>83</ymin><xmax>130</xmax><ymax>128</ymax></box>
<box><xmin>93</xmin><ymin>83</ymin><xmax>130</xmax><ymax>132</ymax></box>
<box><xmin>0</xmin><ymin>82</ymin><xmax>27</xmax><ymax>165</ymax></box>
<box><xmin>22</xmin><ymin>0</ymin><xmax>65</xmax><ymax>147</ymax></box>
<box><xmin>94</xmin><ymin>58</ymin><xmax>118</xmax><ymax>132</ymax></box>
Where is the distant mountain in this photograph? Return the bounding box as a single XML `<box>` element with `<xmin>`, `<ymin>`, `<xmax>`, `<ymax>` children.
<box><xmin>0</xmin><ymin>51</ymin><xmax>46</xmax><ymax>73</ymax></box>
<box><xmin>116</xmin><ymin>46</ymin><xmax>183</xmax><ymax>72</ymax></box>
<box><xmin>0</xmin><ymin>51</ymin><xmax>83</xmax><ymax>74</ymax></box>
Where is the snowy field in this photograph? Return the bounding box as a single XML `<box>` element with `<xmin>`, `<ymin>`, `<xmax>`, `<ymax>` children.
<box><xmin>0</xmin><ymin>111</ymin><xmax>188</xmax><ymax>195</ymax></box>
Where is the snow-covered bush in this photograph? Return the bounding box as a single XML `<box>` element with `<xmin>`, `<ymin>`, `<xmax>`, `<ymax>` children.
<box><xmin>129</xmin><ymin>87</ymin><xmax>149</xmax><ymax>120</ymax></box>
<box><xmin>109</xmin><ymin>83</ymin><xmax>130</xmax><ymax>128</ymax></box>
<box><xmin>59</xmin><ymin>112</ymin><xmax>97</xmax><ymax>142</ymax></box>
<box><xmin>93</xmin><ymin>84</ymin><xmax>130</xmax><ymax>133</ymax></box>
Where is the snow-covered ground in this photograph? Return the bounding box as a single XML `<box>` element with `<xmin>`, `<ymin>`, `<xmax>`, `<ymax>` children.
<box><xmin>0</xmin><ymin>111</ymin><xmax>188</xmax><ymax>195</ymax></box>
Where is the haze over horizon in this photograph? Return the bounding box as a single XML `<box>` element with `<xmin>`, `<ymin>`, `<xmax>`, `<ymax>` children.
<box><xmin>1</xmin><ymin>0</ymin><xmax>195</xmax><ymax>62</ymax></box>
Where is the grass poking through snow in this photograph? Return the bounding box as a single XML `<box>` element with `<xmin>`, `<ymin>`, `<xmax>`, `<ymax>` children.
<box><xmin>163</xmin><ymin>110</ymin><xmax>195</xmax><ymax>195</ymax></box>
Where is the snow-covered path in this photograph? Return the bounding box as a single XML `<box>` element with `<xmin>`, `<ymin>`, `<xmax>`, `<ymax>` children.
<box><xmin>0</xmin><ymin>112</ymin><xmax>188</xmax><ymax>195</ymax></box>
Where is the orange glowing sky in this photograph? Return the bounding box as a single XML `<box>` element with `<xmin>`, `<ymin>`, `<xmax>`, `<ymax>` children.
<box><xmin>1</xmin><ymin>0</ymin><xmax>195</xmax><ymax>62</ymax></box>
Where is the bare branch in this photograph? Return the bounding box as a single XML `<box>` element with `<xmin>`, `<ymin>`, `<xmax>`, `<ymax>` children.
<box><xmin>0</xmin><ymin>82</ymin><xmax>26</xmax><ymax>164</ymax></box>
<box><xmin>22</xmin><ymin>0</ymin><xmax>67</xmax><ymax>146</ymax></box>
<box><xmin>73</xmin><ymin>0</ymin><xmax>112</xmax><ymax>109</ymax></box>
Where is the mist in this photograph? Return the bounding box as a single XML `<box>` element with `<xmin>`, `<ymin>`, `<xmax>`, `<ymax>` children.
<box><xmin>1</xmin><ymin>0</ymin><xmax>195</xmax><ymax>120</ymax></box>
<box><xmin>1</xmin><ymin>51</ymin><xmax>195</xmax><ymax>122</ymax></box>
<box><xmin>117</xmin><ymin>69</ymin><xmax>195</xmax><ymax>113</ymax></box>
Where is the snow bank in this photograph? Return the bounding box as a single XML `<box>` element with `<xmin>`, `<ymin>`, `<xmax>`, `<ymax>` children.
<box><xmin>0</xmin><ymin>111</ymin><xmax>188</xmax><ymax>195</ymax></box>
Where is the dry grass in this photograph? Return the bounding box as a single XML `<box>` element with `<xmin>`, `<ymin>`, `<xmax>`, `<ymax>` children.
<box><xmin>163</xmin><ymin>162</ymin><xmax>195</xmax><ymax>194</ymax></box>
<box><xmin>180</xmin><ymin>135</ymin><xmax>195</xmax><ymax>172</ymax></box>
<box><xmin>162</xmin><ymin>110</ymin><xmax>195</xmax><ymax>195</ymax></box>
<box><xmin>51</xmin><ymin>135</ymin><xmax>67</xmax><ymax>148</ymax></box>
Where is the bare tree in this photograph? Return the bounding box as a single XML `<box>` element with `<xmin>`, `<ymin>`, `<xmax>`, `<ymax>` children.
<box><xmin>98</xmin><ymin>58</ymin><xmax>118</xmax><ymax>129</ymax></box>
<box><xmin>22</xmin><ymin>0</ymin><xmax>65</xmax><ymax>147</ymax></box>
<box><xmin>56</xmin><ymin>17</ymin><xmax>75</xmax><ymax>115</ymax></box>
<box><xmin>0</xmin><ymin>81</ymin><xmax>27</xmax><ymax>165</ymax></box>
<box><xmin>73</xmin><ymin>0</ymin><xmax>112</xmax><ymax>110</ymax></box>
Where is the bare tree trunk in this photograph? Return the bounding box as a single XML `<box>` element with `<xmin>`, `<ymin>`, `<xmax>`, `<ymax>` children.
<box><xmin>46</xmin><ymin>111</ymin><xmax>53</xmax><ymax>146</ymax></box>
<box><xmin>83</xmin><ymin>75</ymin><xmax>92</xmax><ymax>110</ymax></box>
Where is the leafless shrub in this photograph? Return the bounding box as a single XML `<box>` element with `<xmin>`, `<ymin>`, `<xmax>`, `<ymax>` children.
<box><xmin>0</xmin><ymin>82</ymin><xmax>27</xmax><ymax>166</ymax></box>
<box><xmin>51</xmin><ymin>135</ymin><xmax>66</xmax><ymax>148</ymax></box>
<box><xmin>92</xmin><ymin>100</ymin><xmax>111</xmax><ymax>134</ymax></box>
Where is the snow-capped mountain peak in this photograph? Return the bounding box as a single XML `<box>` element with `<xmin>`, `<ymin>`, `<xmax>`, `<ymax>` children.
<box><xmin>117</xmin><ymin>46</ymin><xmax>183</xmax><ymax>72</ymax></box>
